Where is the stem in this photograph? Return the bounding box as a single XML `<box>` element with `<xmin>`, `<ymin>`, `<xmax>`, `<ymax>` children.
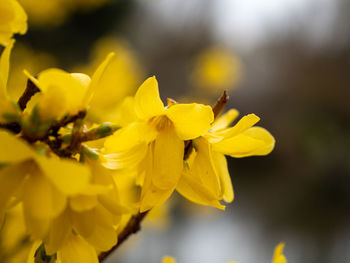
<box><xmin>212</xmin><ymin>91</ymin><xmax>229</xmax><ymax>119</ymax></box>
<box><xmin>98</xmin><ymin>211</ymin><xmax>149</xmax><ymax>262</ymax></box>
<box><xmin>0</xmin><ymin>122</ymin><xmax>21</xmax><ymax>134</ymax></box>
<box><xmin>18</xmin><ymin>78</ymin><xmax>40</xmax><ymax>111</ymax></box>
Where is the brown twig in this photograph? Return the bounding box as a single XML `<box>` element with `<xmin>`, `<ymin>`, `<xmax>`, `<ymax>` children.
<box><xmin>18</xmin><ymin>78</ymin><xmax>40</xmax><ymax>111</ymax></box>
<box><xmin>98</xmin><ymin>211</ymin><xmax>149</xmax><ymax>262</ymax></box>
<box><xmin>212</xmin><ymin>90</ymin><xmax>229</xmax><ymax>119</ymax></box>
<box><xmin>0</xmin><ymin>78</ymin><xmax>40</xmax><ymax>134</ymax></box>
<box><xmin>0</xmin><ymin>122</ymin><xmax>21</xmax><ymax>134</ymax></box>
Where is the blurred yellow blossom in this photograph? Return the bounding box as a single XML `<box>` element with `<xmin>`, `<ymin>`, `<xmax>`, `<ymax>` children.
<box><xmin>18</xmin><ymin>0</ymin><xmax>109</xmax><ymax>26</ymax></box>
<box><xmin>160</xmin><ymin>243</ymin><xmax>286</xmax><ymax>263</ymax></box>
<box><xmin>75</xmin><ymin>37</ymin><xmax>143</xmax><ymax>123</ymax></box>
<box><xmin>272</xmin><ymin>243</ymin><xmax>287</xmax><ymax>263</ymax></box>
<box><xmin>0</xmin><ymin>204</ymin><xmax>31</xmax><ymax>263</ymax></box>
<box><xmin>0</xmin><ymin>0</ymin><xmax>27</xmax><ymax>46</ymax></box>
<box><xmin>162</xmin><ymin>256</ymin><xmax>176</xmax><ymax>263</ymax></box>
<box><xmin>7</xmin><ymin>44</ymin><xmax>56</xmax><ymax>101</ymax></box>
<box><xmin>191</xmin><ymin>47</ymin><xmax>241</xmax><ymax>94</ymax></box>
<box><xmin>0</xmin><ymin>40</ymin><xmax>20</xmax><ymax>123</ymax></box>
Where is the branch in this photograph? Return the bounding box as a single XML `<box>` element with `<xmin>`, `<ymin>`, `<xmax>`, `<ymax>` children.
<box><xmin>212</xmin><ymin>90</ymin><xmax>229</xmax><ymax>119</ymax></box>
<box><xmin>98</xmin><ymin>211</ymin><xmax>149</xmax><ymax>262</ymax></box>
<box><xmin>0</xmin><ymin>122</ymin><xmax>21</xmax><ymax>134</ymax></box>
<box><xmin>18</xmin><ymin>78</ymin><xmax>40</xmax><ymax>111</ymax></box>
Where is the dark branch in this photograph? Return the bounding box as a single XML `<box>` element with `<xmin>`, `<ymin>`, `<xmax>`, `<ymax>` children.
<box><xmin>18</xmin><ymin>78</ymin><xmax>40</xmax><ymax>111</ymax></box>
<box><xmin>212</xmin><ymin>91</ymin><xmax>229</xmax><ymax>119</ymax></box>
<box><xmin>49</xmin><ymin>110</ymin><xmax>86</xmax><ymax>137</ymax></box>
<box><xmin>0</xmin><ymin>122</ymin><xmax>21</xmax><ymax>134</ymax></box>
<box><xmin>98</xmin><ymin>211</ymin><xmax>149</xmax><ymax>262</ymax></box>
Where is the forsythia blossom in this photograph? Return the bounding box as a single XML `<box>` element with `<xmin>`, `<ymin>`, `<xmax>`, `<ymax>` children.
<box><xmin>0</xmin><ymin>2</ymin><xmax>279</xmax><ymax>263</ymax></box>
<box><xmin>104</xmin><ymin>77</ymin><xmax>274</xmax><ymax>211</ymax></box>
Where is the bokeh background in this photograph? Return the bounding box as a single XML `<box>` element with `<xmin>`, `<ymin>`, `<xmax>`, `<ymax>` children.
<box><xmin>9</xmin><ymin>0</ymin><xmax>350</xmax><ymax>262</ymax></box>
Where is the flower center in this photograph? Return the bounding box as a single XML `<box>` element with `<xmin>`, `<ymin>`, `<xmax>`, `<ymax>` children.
<box><xmin>149</xmin><ymin>115</ymin><xmax>173</xmax><ymax>132</ymax></box>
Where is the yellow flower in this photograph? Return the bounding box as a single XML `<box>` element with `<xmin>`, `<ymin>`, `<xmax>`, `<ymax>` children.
<box><xmin>0</xmin><ymin>131</ymin><xmax>90</xmax><ymax>239</ymax></box>
<box><xmin>0</xmin><ymin>0</ymin><xmax>27</xmax><ymax>46</ymax></box>
<box><xmin>104</xmin><ymin>76</ymin><xmax>214</xmax><ymax>212</ymax></box>
<box><xmin>272</xmin><ymin>243</ymin><xmax>287</xmax><ymax>263</ymax></box>
<box><xmin>25</xmin><ymin>52</ymin><xmax>115</xmax><ymax>121</ymax></box>
<box><xmin>43</xmin><ymin>161</ymin><xmax>127</xmax><ymax>256</ymax></box>
<box><xmin>177</xmin><ymin>109</ymin><xmax>275</xmax><ymax>209</ymax></box>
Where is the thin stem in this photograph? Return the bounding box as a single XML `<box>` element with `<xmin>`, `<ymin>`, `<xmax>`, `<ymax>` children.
<box><xmin>212</xmin><ymin>90</ymin><xmax>229</xmax><ymax>119</ymax></box>
<box><xmin>98</xmin><ymin>211</ymin><xmax>149</xmax><ymax>262</ymax></box>
<box><xmin>18</xmin><ymin>78</ymin><xmax>40</xmax><ymax>111</ymax></box>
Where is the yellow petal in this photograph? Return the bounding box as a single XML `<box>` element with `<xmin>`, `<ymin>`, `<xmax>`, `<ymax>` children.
<box><xmin>23</xmin><ymin>213</ymin><xmax>50</xmax><ymax>240</ymax></box>
<box><xmin>71</xmin><ymin>73</ymin><xmax>91</xmax><ymax>89</ymax></box>
<box><xmin>85</xmin><ymin>223</ymin><xmax>117</xmax><ymax>252</ymax></box>
<box><xmin>70</xmin><ymin>208</ymin><xmax>96</xmax><ymax>237</ymax></box>
<box><xmin>213</xmin><ymin>126</ymin><xmax>275</xmax><ymax>157</ymax></box>
<box><xmin>58</xmin><ymin>234</ymin><xmax>98</xmax><ymax>263</ymax></box>
<box><xmin>191</xmin><ymin>137</ymin><xmax>222</xmax><ymax>198</ymax></box>
<box><xmin>36</xmin><ymin>68</ymin><xmax>88</xmax><ymax>117</ymax></box>
<box><xmin>85</xmin><ymin>206</ymin><xmax>118</xmax><ymax>251</ymax></box>
<box><xmin>104</xmin><ymin>121</ymin><xmax>156</xmax><ymax>153</ymax></box>
<box><xmin>212</xmin><ymin>152</ymin><xmax>234</xmax><ymax>203</ymax></box>
<box><xmin>134</xmin><ymin>76</ymin><xmax>165</xmax><ymax>120</ymax></box>
<box><xmin>102</xmin><ymin>142</ymin><xmax>148</xmax><ymax>170</ymax></box>
<box><xmin>152</xmin><ymin>127</ymin><xmax>184</xmax><ymax>189</ymax></box>
<box><xmin>22</xmin><ymin>172</ymin><xmax>66</xmax><ymax>219</ymax></box>
<box><xmin>272</xmin><ymin>243</ymin><xmax>287</xmax><ymax>263</ymax></box>
<box><xmin>176</xmin><ymin>169</ymin><xmax>225</xmax><ymax>210</ymax></box>
<box><xmin>84</xmin><ymin>52</ymin><xmax>115</xmax><ymax>106</ymax></box>
<box><xmin>0</xmin><ymin>0</ymin><xmax>27</xmax><ymax>46</ymax></box>
<box><xmin>98</xmin><ymin>195</ymin><xmax>129</xmax><ymax>215</ymax></box>
<box><xmin>0</xmin><ymin>164</ymin><xmax>26</xmax><ymax>223</ymax></box>
<box><xmin>44</xmin><ymin>210</ymin><xmax>71</xmax><ymax>255</ymax></box>
<box><xmin>166</xmin><ymin>103</ymin><xmax>214</xmax><ymax>140</ymax></box>
<box><xmin>0</xmin><ymin>39</ymin><xmax>14</xmax><ymax>95</ymax></box>
<box><xmin>211</xmin><ymin>108</ymin><xmax>239</xmax><ymax>131</ymax></box>
<box><xmin>36</xmin><ymin>156</ymin><xmax>91</xmax><ymax>195</ymax></box>
<box><xmin>139</xmin><ymin>146</ymin><xmax>174</xmax><ymax>212</ymax></box>
<box><xmin>0</xmin><ymin>131</ymin><xmax>34</xmax><ymax>162</ymax></box>
<box><xmin>69</xmin><ymin>195</ymin><xmax>98</xmax><ymax>212</ymax></box>
<box><xmin>215</xmin><ymin>113</ymin><xmax>260</xmax><ymax>139</ymax></box>
<box><xmin>140</xmin><ymin>185</ymin><xmax>174</xmax><ymax>213</ymax></box>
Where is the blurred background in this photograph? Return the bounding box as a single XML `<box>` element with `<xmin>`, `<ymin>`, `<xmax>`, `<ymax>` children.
<box><xmin>7</xmin><ymin>0</ymin><xmax>350</xmax><ymax>262</ymax></box>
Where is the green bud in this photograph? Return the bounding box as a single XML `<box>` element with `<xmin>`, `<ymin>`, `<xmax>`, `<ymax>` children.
<box><xmin>81</xmin><ymin>144</ymin><xmax>99</xmax><ymax>160</ymax></box>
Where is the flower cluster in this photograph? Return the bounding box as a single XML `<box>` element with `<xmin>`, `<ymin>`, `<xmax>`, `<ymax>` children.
<box><xmin>0</xmin><ymin>1</ymin><xmax>277</xmax><ymax>263</ymax></box>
